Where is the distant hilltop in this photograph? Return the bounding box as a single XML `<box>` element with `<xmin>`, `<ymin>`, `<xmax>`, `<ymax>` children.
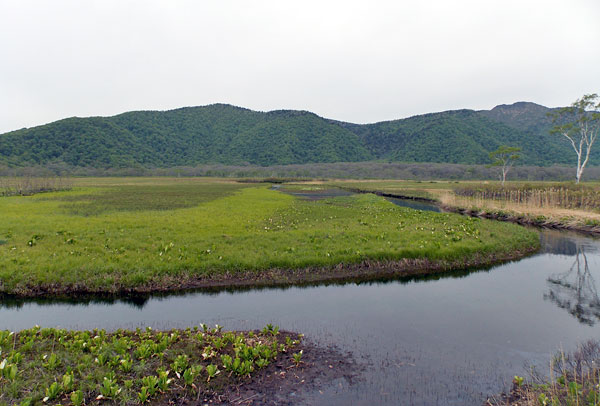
<box><xmin>0</xmin><ymin>101</ymin><xmax>585</xmax><ymax>168</ymax></box>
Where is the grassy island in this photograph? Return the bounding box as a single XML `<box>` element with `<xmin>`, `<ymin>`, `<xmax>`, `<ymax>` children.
<box><xmin>0</xmin><ymin>178</ymin><xmax>539</xmax><ymax>296</ymax></box>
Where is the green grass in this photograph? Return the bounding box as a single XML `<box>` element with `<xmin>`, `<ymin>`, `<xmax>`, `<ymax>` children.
<box><xmin>0</xmin><ymin>324</ymin><xmax>300</xmax><ymax>405</ymax></box>
<box><xmin>0</xmin><ymin>178</ymin><xmax>539</xmax><ymax>295</ymax></box>
<box><xmin>55</xmin><ymin>183</ymin><xmax>251</xmax><ymax>215</ymax></box>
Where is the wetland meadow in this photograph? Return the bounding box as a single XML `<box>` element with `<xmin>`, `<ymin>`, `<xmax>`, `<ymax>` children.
<box><xmin>0</xmin><ymin>178</ymin><xmax>538</xmax><ymax>297</ymax></box>
<box><xmin>2</xmin><ymin>177</ymin><xmax>599</xmax><ymax>405</ymax></box>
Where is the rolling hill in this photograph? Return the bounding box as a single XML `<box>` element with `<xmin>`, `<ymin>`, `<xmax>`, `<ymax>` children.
<box><xmin>0</xmin><ymin>101</ymin><xmax>588</xmax><ymax>168</ymax></box>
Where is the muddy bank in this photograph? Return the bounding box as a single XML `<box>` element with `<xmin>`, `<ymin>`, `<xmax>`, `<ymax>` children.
<box><xmin>441</xmin><ymin>204</ymin><xmax>600</xmax><ymax>235</ymax></box>
<box><xmin>168</xmin><ymin>338</ymin><xmax>357</xmax><ymax>406</ymax></box>
<box><xmin>1</xmin><ymin>245</ymin><xmax>539</xmax><ymax>299</ymax></box>
<box><xmin>485</xmin><ymin>381</ymin><xmax>529</xmax><ymax>406</ymax></box>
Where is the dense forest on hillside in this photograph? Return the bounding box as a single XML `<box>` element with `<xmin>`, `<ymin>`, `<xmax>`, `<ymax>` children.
<box><xmin>2</xmin><ymin>162</ymin><xmax>596</xmax><ymax>182</ymax></box>
<box><xmin>347</xmin><ymin>108</ymin><xmax>572</xmax><ymax>166</ymax></box>
<box><xmin>0</xmin><ymin>105</ymin><xmax>372</xmax><ymax>167</ymax></box>
<box><xmin>0</xmin><ymin>102</ymin><xmax>594</xmax><ymax>168</ymax></box>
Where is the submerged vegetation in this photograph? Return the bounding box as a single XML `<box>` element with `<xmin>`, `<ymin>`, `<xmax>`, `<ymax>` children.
<box><xmin>0</xmin><ymin>324</ymin><xmax>302</xmax><ymax>405</ymax></box>
<box><xmin>0</xmin><ymin>178</ymin><xmax>538</xmax><ymax>296</ymax></box>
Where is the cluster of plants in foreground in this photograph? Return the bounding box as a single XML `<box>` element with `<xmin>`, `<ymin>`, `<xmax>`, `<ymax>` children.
<box><xmin>489</xmin><ymin>340</ymin><xmax>600</xmax><ymax>406</ymax></box>
<box><xmin>0</xmin><ymin>324</ymin><xmax>302</xmax><ymax>405</ymax></box>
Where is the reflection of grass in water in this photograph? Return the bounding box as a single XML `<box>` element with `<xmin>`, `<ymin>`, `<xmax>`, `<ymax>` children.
<box><xmin>0</xmin><ymin>179</ymin><xmax>538</xmax><ymax>294</ymax></box>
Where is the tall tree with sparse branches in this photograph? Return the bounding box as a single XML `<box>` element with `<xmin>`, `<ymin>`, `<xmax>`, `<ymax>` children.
<box><xmin>550</xmin><ymin>94</ymin><xmax>600</xmax><ymax>184</ymax></box>
<box><xmin>488</xmin><ymin>145</ymin><xmax>520</xmax><ymax>186</ymax></box>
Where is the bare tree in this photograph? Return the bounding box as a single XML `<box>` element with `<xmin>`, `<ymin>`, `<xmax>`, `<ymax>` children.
<box><xmin>487</xmin><ymin>145</ymin><xmax>520</xmax><ymax>186</ymax></box>
<box><xmin>550</xmin><ymin>93</ymin><xmax>600</xmax><ymax>184</ymax></box>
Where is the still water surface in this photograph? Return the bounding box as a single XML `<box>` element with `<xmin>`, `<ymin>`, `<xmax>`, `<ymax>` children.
<box><xmin>2</xmin><ymin>198</ymin><xmax>600</xmax><ymax>405</ymax></box>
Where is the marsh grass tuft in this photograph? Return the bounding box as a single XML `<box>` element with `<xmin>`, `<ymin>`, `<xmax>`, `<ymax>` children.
<box><xmin>488</xmin><ymin>340</ymin><xmax>600</xmax><ymax>406</ymax></box>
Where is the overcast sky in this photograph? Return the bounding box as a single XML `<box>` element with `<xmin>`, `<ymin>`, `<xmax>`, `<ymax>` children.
<box><xmin>1</xmin><ymin>0</ymin><xmax>599</xmax><ymax>133</ymax></box>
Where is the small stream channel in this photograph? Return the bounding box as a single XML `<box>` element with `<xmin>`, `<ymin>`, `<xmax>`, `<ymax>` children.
<box><xmin>2</xmin><ymin>189</ymin><xmax>600</xmax><ymax>405</ymax></box>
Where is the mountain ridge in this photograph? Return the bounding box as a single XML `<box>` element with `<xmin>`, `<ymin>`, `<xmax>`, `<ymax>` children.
<box><xmin>0</xmin><ymin>101</ymin><xmax>588</xmax><ymax>168</ymax></box>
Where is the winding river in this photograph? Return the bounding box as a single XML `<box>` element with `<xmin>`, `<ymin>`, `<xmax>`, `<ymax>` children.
<box><xmin>2</xmin><ymin>194</ymin><xmax>600</xmax><ymax>405</ymax></box>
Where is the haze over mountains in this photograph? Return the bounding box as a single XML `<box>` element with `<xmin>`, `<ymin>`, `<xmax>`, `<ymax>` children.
<box><xmin>0</xmin><ymin>102</ymin><xmax>587</xmax><ymax>168</ymax></box>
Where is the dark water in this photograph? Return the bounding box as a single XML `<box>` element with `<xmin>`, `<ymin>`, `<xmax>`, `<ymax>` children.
<box><xmin>2</xmin><ymin>198</ymin><xmax>600</xmax><ymax>405</ymax></box>
<box><xmin>386</xmin><ymin>196</ymin><xmax>441</xmax><ymax>212</ymax></box>
<box><xmin>273</xmin><ymin>185</ymin><xmax>356</xmax><ymax>200</ymax></box>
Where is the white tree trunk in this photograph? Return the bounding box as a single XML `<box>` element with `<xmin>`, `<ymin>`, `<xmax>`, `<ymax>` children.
<box><xmin>555</xmin><ymin>95</ymin><xmax>600</xmax><ymax>184</ymax></box>
<box><xmin>501</xmin><ymin>162</ymin><xmax>512</xmax><ymax>186</ymax></box>
<box><xmin>564</xmin><ymin>131</ymin><xmax>588</xmax><ymax>184</ymax></box>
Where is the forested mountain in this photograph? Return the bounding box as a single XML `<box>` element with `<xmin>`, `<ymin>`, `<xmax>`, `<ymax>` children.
<box><xmin>480</xmin><ymin>101</ymin><xmax>554</xmax><ymax>135</ymax></box>
<box><xmin>0</xmin><ymin>102</ymin><xmax>591</xmax><ymax>168</ymax></box>
<box><xmin>350</xmin><ymin>104</ymin><xmax>577</xmax><ymax>166</ymax></box>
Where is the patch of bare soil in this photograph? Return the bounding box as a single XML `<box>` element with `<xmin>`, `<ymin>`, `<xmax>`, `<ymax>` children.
<box><xmin>168</xmin><ymin>340</ymin><xmax>358</xmax><ymax>405</ymax></box>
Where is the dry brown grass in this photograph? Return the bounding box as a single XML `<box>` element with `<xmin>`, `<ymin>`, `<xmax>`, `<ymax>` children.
<box><xmin>439</xmin><ymin>191</ymin><xmax>600</xmax><ymax>225</ymax></box>
<box><xmin>0</xmin><ymin>176</ymin><xmax>72</xmax><ymax>196</ymax></box>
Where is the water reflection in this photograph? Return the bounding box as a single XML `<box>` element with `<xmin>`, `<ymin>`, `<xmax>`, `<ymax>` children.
<box><xmin>0</xmin><ymin>294</ymin><xmax>152</xmax><ymax>310</ymax></box>
<box><xmin>540</xmin><ymin>230</ymin><xmax>580</xmax><ymax>255</ymax></box>
<box><xmin>545</xmin><ymin>247</ymin><xmax>600</xmax><ymax>326</ymax></box>
<box><xmin>0</xmin><ymin>265</ymin><xmax>490</xmax><ymax>310</ymax></box>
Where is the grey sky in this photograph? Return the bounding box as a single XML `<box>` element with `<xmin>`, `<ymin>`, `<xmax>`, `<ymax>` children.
<box><xmin>1</xmin><ymin>0</ymin><xmax>599</xmax><ymax>134</ymax></box>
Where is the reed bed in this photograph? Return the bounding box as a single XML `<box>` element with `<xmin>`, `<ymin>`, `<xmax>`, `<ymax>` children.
<box><xmin>0</xmin><ymin>176</ymin><xmax>72</xmax><ymax>197</ymax></box>
<box><xmin>454</xmin><ymin>184</ymin><xmax>600</xmax><ymax>213</ymax></box>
